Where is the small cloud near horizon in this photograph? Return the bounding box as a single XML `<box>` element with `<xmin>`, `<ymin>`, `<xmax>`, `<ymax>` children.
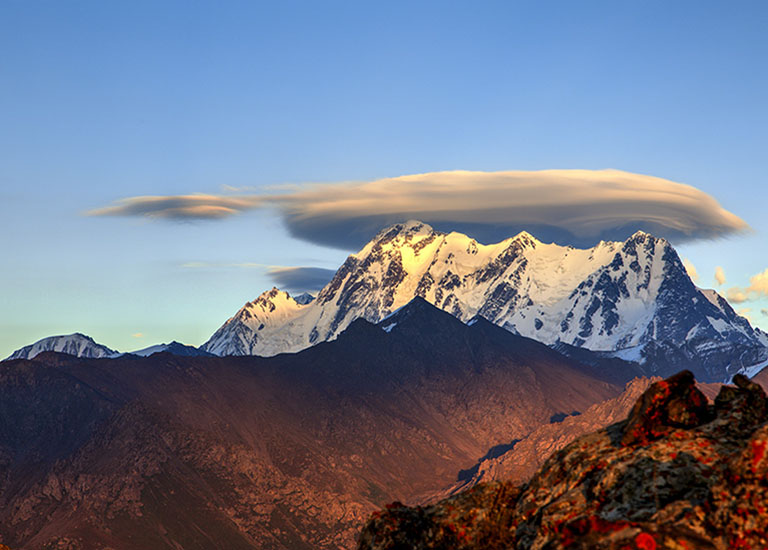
<box><xmin>715</xmin><ymin>266</ymin><xmax>726</xmax><ymax>286</ymax></box>
<box><xmin>87</xmin><ymin>169</ymin><xmax>749</xmax><ymax>250</ymax></box>
<box><xmin>132</xmin><ymin>333</ymin><xmax>144</xmax><ymax>338</ymax></box>
<box><xmin>726</xmin><ymin>268</ymin><xmax>768</xmax><ymax>304</ymax></box>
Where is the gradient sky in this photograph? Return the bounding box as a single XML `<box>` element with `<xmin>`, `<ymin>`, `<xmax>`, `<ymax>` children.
<box><xmin>2</xmin><ymin>0</ymin><xmax>767</xmax><ymax>358</ymax></box>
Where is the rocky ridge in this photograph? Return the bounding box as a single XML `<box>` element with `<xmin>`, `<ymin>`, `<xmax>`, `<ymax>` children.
<box><xmin>128</xmin><ymin>340</ymin><xmax>214</xmax><ymax>357</ymax></box>
<box><xmin>5</xmin><ymin>335</ymin><xmax>211</xmax><ymax>361</ymax></box>
<box><xmin>358</xmin><ymin>370</ymin><xmax>768</xmax><ymax>549</ymax></box>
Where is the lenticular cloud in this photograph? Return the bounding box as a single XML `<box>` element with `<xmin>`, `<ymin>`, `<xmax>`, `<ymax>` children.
<box><xmin>88</xmin><ymin>169</ymin><xmax>748</xmax><ymax>249</ymax></box>
<box><xmin>276</xmin><ymin>169</ymin><xmax>749</xmax><ymax>249</ymax></box>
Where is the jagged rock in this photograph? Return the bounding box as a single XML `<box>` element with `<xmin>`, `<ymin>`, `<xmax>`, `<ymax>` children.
<box><xmin>714</xmin><ymin>374</ymin><xmax>768</xmax><ymax>432</ymax></box>
<box><xmin>357</xmin><ymin>371</ymin><xmax>768</xmax><ymax>550</ymax></box>
<box><xmin>620</xmin><ymin>370</ymin><xmax>712</xmax><ymax>446</ymax></box>
<box><xmin>358</xmin><ymin>483</ymin><xmax>520</xmax><ymax>550</ymax></box>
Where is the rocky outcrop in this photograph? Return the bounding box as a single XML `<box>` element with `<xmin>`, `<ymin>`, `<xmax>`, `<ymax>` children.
<box><xmin>358</xmin><ymin>370</ymin><xmax>768</xmax><ymax>549</ymax></box>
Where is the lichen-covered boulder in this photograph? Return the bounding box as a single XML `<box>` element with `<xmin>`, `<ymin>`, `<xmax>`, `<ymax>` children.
<box><xmin>620</xmin><ymin>370</ymin><xmax>711</xmax><ymax>446</ymax></box>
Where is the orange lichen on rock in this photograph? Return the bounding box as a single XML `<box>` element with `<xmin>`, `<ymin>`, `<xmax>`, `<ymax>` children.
<box><xmin>635</xmin><ymin>532</ymin><xmax>657</xmax><ymax>550</ymax></box>
<box><xmin>358</xmin><ymin>370</ymin><xmax>768</xmax><ymax>550</ymax></box>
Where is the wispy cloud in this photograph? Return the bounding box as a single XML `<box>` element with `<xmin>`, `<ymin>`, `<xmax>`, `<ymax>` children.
<box><xmin>180</xmin><ymin>261</ymin><xmax>268</xmax><ymax>270</ymax></box>
<box><xmin>87</xmin><ymin>194</ymin><xmax>263</xmax><ymax>220</ymax></box>
<box><xmin>88</xmin><ymin>169</ymin><xmax>749</xmax><ymax>249</ymax></box>
<box><xmin>132</xmin><ymin>332</ymin><xmax>144</xmax><ymax>338</ymax></box>
<box><xmin>266</xmin><ymin>266</ymin><xmax>336</xmax><ymax>293</ymax></box>
<box><xmin>726</xmin><ymin>268</ymin><xmax>768</xmax><ymax>304</ymax></box>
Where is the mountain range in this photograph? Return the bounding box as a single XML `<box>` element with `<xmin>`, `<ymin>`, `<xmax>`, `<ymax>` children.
<box><xmin>8</xmin><ymin>223</ymin><xmax>767</xmax><ymax>382</ymax></box>
<box><xmin>202</xmin><ymin>221</ymin><xmax>767</xmax><ymax>382</ymax></box>
<box><xmin>4</xmin><ymin>336</ymin><xmax>211</xmax><ymax>361</ymax></box>
<box><xmin>4</xmin><ymin>218</ymin><xmax>768</xmax><ymax>548</ymax></box>
<box><xmin>0</xmin><ymin>298</ymin><xmax>623</xmax><ymax>550</ymax></box>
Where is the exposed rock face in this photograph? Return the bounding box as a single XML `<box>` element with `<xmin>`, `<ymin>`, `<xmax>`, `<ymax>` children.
<box><xmin>358</xmin><ymin>371</ymin><xmax>768</xmax><ymax>549</ymax></box>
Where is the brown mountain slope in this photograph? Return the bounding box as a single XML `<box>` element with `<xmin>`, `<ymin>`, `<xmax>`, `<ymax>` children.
<box><xmin>358</xmin><ymin>371</ymin><xmax>768</xmax><ymax>549</ymax></box>
<box><xmin>442</xmin><ymin>377</ymin><xmax>657</xmax><ymax>495</ymax></box>
<box><xmin>753</xmin><ymin>364</ymin><xmax>768</xmax><ymax>391</ymax></box>
<box><xmin>0</xmin><ymin>299</ymin><xmax>620</xmax><ymax>550</ymax></box>
<box><xmin>441</xmin><ymin>377</ymin><xmax>727</xmax><ymax>496</ymax></box>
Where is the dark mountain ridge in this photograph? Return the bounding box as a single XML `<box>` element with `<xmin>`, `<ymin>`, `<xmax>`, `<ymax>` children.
<box><xmin>0</xmin><ymin>298</ymin><xmax>620</xmax><ymax>550</ymax></box>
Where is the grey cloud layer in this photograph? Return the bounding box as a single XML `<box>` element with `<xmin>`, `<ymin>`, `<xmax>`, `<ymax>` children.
<box><xmin>178</xmin><ymin>261</ymin><xmax>334</xmax><ymax>294</ymax></box>
<box><xmin>266</xmin><ymin>267</ymin><xmax>336</xmax><ymax>293</ymax></box>
<box><xmin>89</xmin><ymin>169</ymin><xmax>749</xmax><ymax>249</ymax></box>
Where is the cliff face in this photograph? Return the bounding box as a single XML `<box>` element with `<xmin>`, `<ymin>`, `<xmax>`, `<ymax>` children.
<box><xmin>358</xmin><ymin>371</ymin><xmax>768</xmax><ymax>550</ymax></box>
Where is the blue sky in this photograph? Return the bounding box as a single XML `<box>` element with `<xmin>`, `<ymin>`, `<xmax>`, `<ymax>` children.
<box><xmin>1</xmin><ymin>0</ymin><xmax>767</xmax><ymax>357</ymax></box>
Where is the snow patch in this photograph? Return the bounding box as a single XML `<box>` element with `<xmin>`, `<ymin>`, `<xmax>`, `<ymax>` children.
<box><xmin>382</xmin><ymin>322</ymin><xmax>398</xmax><ymax>333</ymax></box>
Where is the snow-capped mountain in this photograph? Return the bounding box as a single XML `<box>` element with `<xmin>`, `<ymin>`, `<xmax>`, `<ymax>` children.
<box><xmin>204</xmin><ymin>287</ymin><xmax>312</xmax><ymax>356</ymax></box>
<box><xmin>5</xmin><ymin>333</ymin><xmax>119</xmax><ymax>361</ymax></box>
<box><xmin>203</xmin><ymin>221</ymin><xmax>768</xmax><ymax>380</ymax></box>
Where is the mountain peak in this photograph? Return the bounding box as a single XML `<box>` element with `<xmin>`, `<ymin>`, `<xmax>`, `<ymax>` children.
<box><xmin>511</xmin><ymin>230</ymin><xmax>540</xmax><ymax>247</ymax></box>
<box><xmin>625</xmin><ymin>229</ymin><xmax>667</xmax><ymax>245</ymax></box>
<box><xmin>374</xmin><ymin>220</ymin><xmax>437</xmax><ymax>241</ymax></box>
<box><xmin>376</xmin><ymin>296</ymin><xmax>471</xmax><ymax>337</ymax></box>
<box><xmin>5</xmin><ymin>333</ymin><xmax>118</xmax><ymax>361</ymax></box>
<box><xmin>379</xmin><ymin>296</ymin><xmax>434</xmax><ymax>324</ymax></box>
<box><xmin>248</xmin><ymin>287</ymin><xmax>294</xmax><ymax>309</ymax></box>
<box><xmin>130</xmin><ymin>341</ymin><xmax>213</xmax><ymax>358</ymax></box>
